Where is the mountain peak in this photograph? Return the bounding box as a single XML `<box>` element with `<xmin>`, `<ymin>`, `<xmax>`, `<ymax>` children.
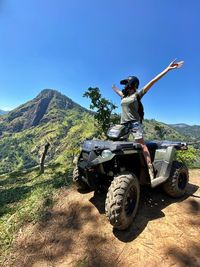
<box><xmin>0</xmin><ymin>89</ymin><xmax>89</xmax><ymax>133</ymax></box>
<box><xmin>35</xmin><ymin>89</ymin><xmax>78</xmax><ymax>109</ymax></box>
<box><xmin>36</xmin><ymin>89</ymin><xmax>62</xmax><ymax>98</ymax></box>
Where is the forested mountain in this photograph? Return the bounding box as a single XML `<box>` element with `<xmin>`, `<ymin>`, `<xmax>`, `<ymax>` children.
<box><xmin>169</xmin><ymin>123</ymin><xmax>200</xmax><ymax>140</ymax></box>
<box><xmin>0</xmin><ymin>89</ymin><xmax>199</xmax><ymax>173</ymax></box>
<box><xmin>143</xmin><ymin>120</ymin><xmax>184</xmax><ymax>141</ymax></box>
<box><xmin>0</xmin><ymin>89</ymin><xmax>90</xmax><ymax>134</ymax></box>
<box><xmin>0</xmin><ymin>89</ymin><xmax>95</xmax><ymax>173</ymax></box>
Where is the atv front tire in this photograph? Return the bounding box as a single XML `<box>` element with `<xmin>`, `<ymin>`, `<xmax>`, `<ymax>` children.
<box><xmin>73</xmin><ymin>166</ymin><xmax>90</xmax><ymax>191</ymax></box>
<box><xmin>162</xmin><ymin>161</ymin><xmax>189</xmax><ymax>198</ymax></box>
<box><xmin>105</xmin><ymin>172</ymin><xmax>140</xmax><ymax>230</ymax></box>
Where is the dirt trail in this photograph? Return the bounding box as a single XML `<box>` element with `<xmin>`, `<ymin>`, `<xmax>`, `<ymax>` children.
<box><xmin>5</xmin><ymin>170</ymin><xmax>200</xmax><ymax>267</ymax></box>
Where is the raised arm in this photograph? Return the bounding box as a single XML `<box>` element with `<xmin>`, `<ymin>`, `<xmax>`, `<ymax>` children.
<box><xmin>143</xmin><ymin>59</ymin><xmax>184</xmax><ymax>94</ymax></box>
<box><xmin>112</xmin><ymin>84</ymin><xmax>124</xmax><ymax>98</ymax></box>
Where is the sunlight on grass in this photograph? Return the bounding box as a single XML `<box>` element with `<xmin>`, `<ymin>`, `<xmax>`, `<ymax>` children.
<box><xmin>0</xmin><ymin>164</ymin><xmax>72</xmax><ymax>264</ymax></box>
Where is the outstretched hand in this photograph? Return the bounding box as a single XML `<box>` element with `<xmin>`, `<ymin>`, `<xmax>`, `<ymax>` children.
<box><xmin>167</xmin><ymin>59</ymin><xmax>184</xmax><ymax>70</ymax></box>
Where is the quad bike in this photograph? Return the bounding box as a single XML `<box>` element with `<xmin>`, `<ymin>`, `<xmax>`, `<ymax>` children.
<box><xmin>73</xmin><ymin>124</ymin><xmax>189</xmax><ymax>230</ymax></box>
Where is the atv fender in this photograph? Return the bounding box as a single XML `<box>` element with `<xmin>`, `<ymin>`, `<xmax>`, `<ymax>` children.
<box><xmin>151</xmin><ymin>146</ymin><xmax>176</xmax><ymax>188</ymax></box>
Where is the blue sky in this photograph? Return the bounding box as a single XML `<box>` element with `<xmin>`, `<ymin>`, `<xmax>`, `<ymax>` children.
<box><xmin>0</xmin><ymin>0</ymin><xmax>199</xmax><ymax>125</ymax></box>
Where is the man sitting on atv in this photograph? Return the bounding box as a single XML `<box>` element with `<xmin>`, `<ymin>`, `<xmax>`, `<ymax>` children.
<box><xmin>112</xmin><ymin>59</ymin><xmax>184</xmax><ymax>179</ymax></box>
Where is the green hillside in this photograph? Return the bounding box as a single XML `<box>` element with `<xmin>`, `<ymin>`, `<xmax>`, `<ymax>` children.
<box><xmin>0</xmin><ymin>90</ymin><xmax>96</xmax><ymax>174</ymax></box>
<box><xmin>169</xmin><ymin>123</ymin><xmax>200</xmax><ymax>140</ymax></box>
<box><xmin>143</xmin><ymin>119</ymin><xmax>185</xmax><ymax>141</ymax></box>
<box><xmin>0</xmin><ymin>89</ymin><xmax>199</xmax><ymax>174</ymax></box>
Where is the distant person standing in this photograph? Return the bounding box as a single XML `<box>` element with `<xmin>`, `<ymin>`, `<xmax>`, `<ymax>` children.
<box><xmin>112</xmin><ymin>59</ymin><xmax>184</xmax><ymax>179</ymax></box>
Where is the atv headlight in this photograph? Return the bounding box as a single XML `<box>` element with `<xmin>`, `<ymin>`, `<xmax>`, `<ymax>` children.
<box><xmin>101</xmin><ymin>149</ymin><xmax>113</xmax><ymax>158</ymax></box>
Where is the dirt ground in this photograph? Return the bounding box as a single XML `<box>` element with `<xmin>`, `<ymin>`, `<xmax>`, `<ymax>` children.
<box><xmin>4</xmin><ymin>169</ymin><xmax>200</xmax><ymax>267</ymax></box>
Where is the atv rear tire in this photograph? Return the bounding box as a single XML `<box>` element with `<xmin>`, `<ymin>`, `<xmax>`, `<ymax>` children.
<box><xmin>73</xmin><ymin>166</ymin><xmax>90</xmax><ymax>191</ymax></box>
<box><xmin>105</xmin><ymin>172</ymin><xmax>140</xmax><ymax>230</ymax></box>
<box><xmin>162</xmin><ymin>161</ymin><xmax>189</xmax><ymax>198</ymax></box>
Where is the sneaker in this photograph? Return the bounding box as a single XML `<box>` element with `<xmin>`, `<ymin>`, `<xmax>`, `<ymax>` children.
<box><xmin>148</xmin><ymin>164</ymin><xmax>155</xmax><ymax>180</ymax></box>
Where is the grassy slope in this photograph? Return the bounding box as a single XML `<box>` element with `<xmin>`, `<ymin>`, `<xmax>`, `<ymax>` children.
<box><xmin>170</xmin><ymin>124</ymin><xmax>200</xmax><ymax>140</ymax></box>
<box><xmin>0</xmin><ymin>109</ymin><xmax>95</xmax><ymax>174</ymax></box>
<box><xmin>0</xmin><ymin>165</ymin><xmax>71</xmax><ymax>263</ymax></box>
<box><xmin>143</xmin><ymin>119</ymin><xmax>185</xmax><ymax>141</ymax></box>
<box><xmin>0</xmin><ymin>110</ymin><xmax>96</xmax><ymax>263</ymax></box>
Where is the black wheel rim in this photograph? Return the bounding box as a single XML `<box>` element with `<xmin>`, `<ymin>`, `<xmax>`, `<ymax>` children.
<box><xmin>124</xmin><ymin>185</ymin><xmax>138</xmax><ymax>216</ymax></box>
<box><xmin>178</xmin><ymin>172</ymin><xmax>187</xmax><ymax>190</ymax></box>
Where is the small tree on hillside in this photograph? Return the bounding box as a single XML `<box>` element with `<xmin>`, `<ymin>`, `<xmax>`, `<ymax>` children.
<box><xmin>39</xmin><ymin>141</ymin><xmax>50</xmax><ymax>174</ymax></box>
<box><xmin>83</xmin><ymin>87</ymin><xmax>120</xmax><ymax>136</ymax></box>
<box><xmin>154</xmin><ymin>125</ymin><xmax>167</xmax><ymax>139</ymax></box>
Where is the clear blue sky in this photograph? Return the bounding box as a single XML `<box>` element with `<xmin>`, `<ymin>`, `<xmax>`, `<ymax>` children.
<box><xmin>0</xmin><ymin>0</ymin><xmax>199</xmax><ymax>125</ymax></box>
